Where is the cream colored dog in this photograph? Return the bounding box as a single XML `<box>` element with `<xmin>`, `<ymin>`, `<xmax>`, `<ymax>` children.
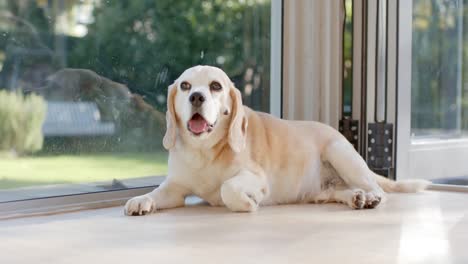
<box><xmin>124</xmin><ymin>65</ymin><xmax>428</xmax><ymax>216</ymax></box>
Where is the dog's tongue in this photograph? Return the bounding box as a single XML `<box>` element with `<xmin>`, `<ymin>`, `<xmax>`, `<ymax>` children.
<box><xmin>189</xmin><ymin>114</ymin><xmax>208</xmax><ymax>134</ymax></box>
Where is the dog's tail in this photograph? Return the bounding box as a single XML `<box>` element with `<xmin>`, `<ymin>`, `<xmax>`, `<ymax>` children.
<box><xmin>374</xmin><ymin>174</ymin><xmax>430</xmax><ymax>193</ymax></box>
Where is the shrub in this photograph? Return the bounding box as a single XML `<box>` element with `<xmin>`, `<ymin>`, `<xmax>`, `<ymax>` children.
<box><xmin>0</xmin><ymin>90</ymin><xmax>47</xmax><ymax>155</ymax></box>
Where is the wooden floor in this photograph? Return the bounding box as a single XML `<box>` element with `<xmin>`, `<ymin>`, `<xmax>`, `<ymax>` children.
<box><xmin>1</xmin><ymin>191</ymin><xmax>467</xmax><ymax>264</ymax></box>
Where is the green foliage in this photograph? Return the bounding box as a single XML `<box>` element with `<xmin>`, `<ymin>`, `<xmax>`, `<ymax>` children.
<box><xmin>412</xmin><ymin>0</ymin><xmax>468</xmax><ymax>133</ymax></box>
<box><xmin>0</xmin><ymin>0</ymin><xmax>271</xmax><ymax>111</ymax></box>
<box><xmin>0</xmin><ymin>90</ymin><xmax>46</xmax><ymax>155</ymax></box>
<box><xmin>67</xmin><ymin>0</ymin><xmax>271</xmax><ymax>112</ymax></box>
<box><xmin>342</xmin><ymin>0</ymin><xmax>353</xmax><ymax>116</ymax></box>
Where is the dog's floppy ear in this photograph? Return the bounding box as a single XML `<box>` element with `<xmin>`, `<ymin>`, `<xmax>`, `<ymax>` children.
<box><xmin>228</xmin><ymin>86</ymin><xmax>247</xmax><ymax>153</ymax></box>
<box><xmin>163</xmin><ymin>82</ymin><xmax>178</xmax><ymax>150</ymax></box>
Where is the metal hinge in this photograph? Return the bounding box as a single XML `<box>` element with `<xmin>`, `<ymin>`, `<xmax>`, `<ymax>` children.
<box><xmin>367</xmin><ymin>123</ymin><xmax>394</xmax><ymax>178</ymax></box>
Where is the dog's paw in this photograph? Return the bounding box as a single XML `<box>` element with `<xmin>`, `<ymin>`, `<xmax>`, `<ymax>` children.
<box><xmin>124</xmin><ymin>195</ymin><xmax>155</xmax><ymax>216</ymax></box>
<box><xmin>349</xmin><ymin>190</ymin><xmax>382</xmax><ymax>210</ymax></box>
<box><xmin>351</xmin><ymin>189</ymin><xmax>366</xmax><ymax>209</ymax></box>
<box><xmin>364</xmin><ymin>192</ymin><xmax>382</xmax><ymax>209</ymax></box>
<box><xmin>220</xmin><ymin>182</ymin><xmax>264</xmax><ymax>212</ymax></box>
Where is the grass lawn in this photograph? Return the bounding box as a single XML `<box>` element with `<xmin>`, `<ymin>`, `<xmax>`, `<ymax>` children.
<box><xmin>0</xmin><ymin>152</ymin><xmax>168</xmax><ymax>189</ymax></box>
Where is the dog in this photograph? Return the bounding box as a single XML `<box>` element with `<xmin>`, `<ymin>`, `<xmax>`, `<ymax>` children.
<box><xmin>124</xmin><ymin>65</ymin><xmax>429</xmax><ymax>215</ymax></box>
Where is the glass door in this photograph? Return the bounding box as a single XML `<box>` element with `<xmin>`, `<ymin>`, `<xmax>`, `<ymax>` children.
<box><xmin>0</xmin><ymin>0</ymin><xmax>277</xmax><ymax>203</ymax></box>
<box><xmin>396</xmin><ymin>0</ymin><xmax>468</xmax><ymax>185</ymax></box>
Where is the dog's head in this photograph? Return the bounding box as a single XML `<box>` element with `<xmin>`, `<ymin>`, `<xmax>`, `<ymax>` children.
<box><xmin>163</xmin><ymin>65</ymin><xmax>247</xmax><ymax>152</ymax></box>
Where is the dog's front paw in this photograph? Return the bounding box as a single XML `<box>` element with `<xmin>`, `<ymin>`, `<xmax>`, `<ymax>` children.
<box><xmin>220</xmin><ymin>181</ymin><xmax>264</xmax><ymax>212</ymax></box>
<box><xmin>124</xmin><ymin>195</ymin><xmax>155</xmax><ymax>216</ymax></box>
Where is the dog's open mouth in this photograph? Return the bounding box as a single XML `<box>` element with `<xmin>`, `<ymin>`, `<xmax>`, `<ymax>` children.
<box><xmin>188</xmin><ymin>113</ymin><xmax>215</xmax><ymax>135</ymax></box>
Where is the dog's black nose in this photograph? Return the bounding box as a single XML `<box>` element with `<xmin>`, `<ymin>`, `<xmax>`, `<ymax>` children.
<box><xmin>189</xmin><ymin>92</ymin><xmax>205</xmax><ymax>107</ymax></box>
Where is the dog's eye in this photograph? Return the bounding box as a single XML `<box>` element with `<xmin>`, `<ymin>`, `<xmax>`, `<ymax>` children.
<box><xmin>180</xmin><ymin>82</ymin><xmax>191</xmax><ymax>91</ymax></box>
<box><xmin>210</xmin><ymin>81</ymin><xmax>222</xmax><ymax>91</ymax></box>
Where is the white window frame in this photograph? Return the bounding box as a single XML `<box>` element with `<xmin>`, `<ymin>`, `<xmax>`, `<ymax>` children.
<box><xmin>270</xmin><ymin>0</ymin><xmax>283</xmax><ymax>118</ymax></box>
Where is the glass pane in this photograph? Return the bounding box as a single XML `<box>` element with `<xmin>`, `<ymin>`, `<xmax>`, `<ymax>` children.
<box><xmin>412</xmin><ymin>0</ymin><xmax>468</xmax><ymax>138</ymax></box>
<box><xmin>343</xmin><ymin>0</ymin><xmax>353</xmax><ymax>116</ymax></box>
<box><xmin>411</xmin><ymin>0</ymin><xmax>468</xmax><ymax>185</ymax></box>
<box><xmin>0</xmin><ymin>0</ymin><xmax>272</xmax><ymax>202</ymax></box>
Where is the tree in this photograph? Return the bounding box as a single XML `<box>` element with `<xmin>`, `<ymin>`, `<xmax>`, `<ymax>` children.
<box><xmin>67</xmin><ymin>0</ymin><xmax>271</xmax><ymax>112</ymax></box>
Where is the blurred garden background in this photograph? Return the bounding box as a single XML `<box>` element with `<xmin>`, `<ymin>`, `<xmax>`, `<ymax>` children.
<box><xmin>412</xmin><ymin>0</ymin><xmax>468</xmax><ymax>137</ymax></box>
<box><xmin>0</xmin><ymin>0</ymin><xmax>271</xmax><ymax>191</ymax></box>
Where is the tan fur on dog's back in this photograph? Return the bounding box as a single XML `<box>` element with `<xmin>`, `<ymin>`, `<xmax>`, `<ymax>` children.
<box><xmin>245</xmin><ymin>106</ymin><xmax>428</xmax><ymax>201</ymax></box>
<box><xmin>243</xmin><ymin>107</ymin><xmax>350</xmax><ymax>204</ymax></box>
